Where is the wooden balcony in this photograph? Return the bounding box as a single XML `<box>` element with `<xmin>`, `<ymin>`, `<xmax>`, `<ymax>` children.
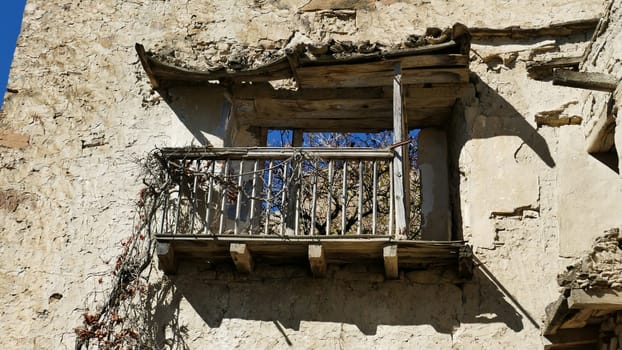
<box><xmin>153</xmin><ymin>147</ymin><xmax>472</xmax><ymax>279</ymax></box>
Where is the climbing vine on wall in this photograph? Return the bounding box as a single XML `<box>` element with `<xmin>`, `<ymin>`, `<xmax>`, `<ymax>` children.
<box><xmin>74</xmin><ymin>150</ymin><xmax>173</xmax><ymax>349</ymax></box>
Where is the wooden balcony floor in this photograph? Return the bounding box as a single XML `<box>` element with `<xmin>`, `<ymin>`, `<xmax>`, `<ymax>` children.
<box><xmin>155</xmin><ymin>234</ymin><xmax>472</xmax><ymax>279</ymax></box>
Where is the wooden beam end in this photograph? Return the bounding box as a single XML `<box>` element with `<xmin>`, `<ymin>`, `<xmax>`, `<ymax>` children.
<box><xmin>230</xmin><ymin>243</ymin><xmax>254</xmax><ymax>274</ymax></box>
<box><xmin>308</xmin><ymin>244</ymin><xmax>327</xmax><ymax>278</ymax></box>
<box><xmin>156</xmin><ymin>242</ymin><xmax>177</xmax><ymax>274</ymax></box>
<box><xmin>383</xmin><ymin>244</ymin><xmax>399</xmax><ymax>279</ymax></box>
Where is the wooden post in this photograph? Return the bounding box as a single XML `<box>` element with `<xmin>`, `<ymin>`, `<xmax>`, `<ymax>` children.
<box><xmin>383</xmin><ymin>244</ymin><xmax>399</xmax><ymax>279</ymax></box>
<box><xmin>308</xmin><ymin>244</ymin><xmax>327</xmax><ymax>278</ymax></box>
<box><xmin>156</xmin><ymin>242</ymin><xmax>177</xmax><ymax>274</ymax></box>
<box><xmin>230</xmin><ymin>243</ymin><xmax>254</xmax><ymax>273</ymax></box>
<box><xmin>285</xmin><ymin>129</ymin><xmax>304</xmax><ymax>235</ymax></box>
<box><xmin>392</xmin><ymin>62</ymin><xmax>410</xmax><ymax>239</ymax></box>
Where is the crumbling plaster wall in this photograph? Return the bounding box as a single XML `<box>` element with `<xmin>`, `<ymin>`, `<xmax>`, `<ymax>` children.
<box><xmin>0</xmin><ymin>0</ymin><xmax>617</xmax><ymax>349</ymax></box>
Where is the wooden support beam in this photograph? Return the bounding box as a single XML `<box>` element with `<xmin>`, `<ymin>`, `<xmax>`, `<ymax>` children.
<box><xmin>527</xmin><ymin>56</ymin><xmax>582</xmax><ymax>80</ymax></box>
<box><xmin>230</xmin><ymin>243</ymin><xmax>254</xmax><ymax>273</ymax></box>
<box><xmin>545</xmin><ymin>326</ymin><xmax>599</xmax><ymax>347</ymax></box>
<box><xmin>156</xmin><ymin>242</ymin><xmax>177</xmax><ymax>274</ymax></box>
<box><xmin>560</xmin><ymin>308</ymin><xmax>594</xmax><ymax>329</ymax></box>
<box><xmin>457</xmin><ymin>245</ymin><xmax>473</xmax><ymax>279</ymax></box>
<box><xmin>392</xmin><ymin>62</ymin><xmax>410</xmax><ymax>239</ymax></box>
<box><xmin>553</xmin><ymin>69</ymin><xmax>618</xmax><ymax>92</ymax></box>
<box><xmin>383</xmin><ymin>244</ymin><xmax>399</xmax><ymax>279</ymax></box>
<box><xmin>308</xmin><ymin>244</ymin><xmax>327</xmax><ymax>278</ymax></box>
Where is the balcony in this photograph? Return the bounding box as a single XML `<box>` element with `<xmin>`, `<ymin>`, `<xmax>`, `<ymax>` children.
<box><xmin>153</xmin><ymin>147</ymin><xmax>471</xmax><ymax>279</ymax></box>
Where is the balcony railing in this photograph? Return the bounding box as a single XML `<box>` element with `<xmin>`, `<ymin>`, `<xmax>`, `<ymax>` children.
<box><xmin>152</xmin><ymin>147</ymin><xmax>418</xmax><ymax>238</ymax></box>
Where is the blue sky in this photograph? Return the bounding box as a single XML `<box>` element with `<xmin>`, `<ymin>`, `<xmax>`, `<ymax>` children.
<box><xmin>0</xmin><ymin>0</ymin><xmax>26</xmax><ymax>111</ymax></box>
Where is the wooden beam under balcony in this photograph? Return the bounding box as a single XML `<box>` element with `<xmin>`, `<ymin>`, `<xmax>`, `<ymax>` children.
<box><xmin>155</xmin><ymin>235</ymin><xmax>471</xmax><ymax>280</ymax></box>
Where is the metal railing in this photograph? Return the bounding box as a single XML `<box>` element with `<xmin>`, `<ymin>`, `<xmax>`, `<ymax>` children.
<box><xmin>153</xmin><ymin>147</ymin><xmax>401</xmax><ymax>237</ymax></box>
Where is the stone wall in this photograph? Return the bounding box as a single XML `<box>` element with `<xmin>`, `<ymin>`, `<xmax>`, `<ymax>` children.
<box><xmin>1</xmin><ymin>0</ymin><xmax>620</xmax><ymax>349</ymax></box>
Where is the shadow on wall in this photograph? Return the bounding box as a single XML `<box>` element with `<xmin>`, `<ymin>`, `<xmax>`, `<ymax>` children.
<box><xmin>161</xmin><ymin>85</ymin><xmax>229</xmax><ymax>146</ymax></box>
<box><xmin>154</xmin><ymin>263</ymin><xmax>525</xmax><ymax>340</ymax></box>
<box><xmin>447</xmin><ymin>74</ymin><xmax>556</xmax><ymax>239</ymax></box>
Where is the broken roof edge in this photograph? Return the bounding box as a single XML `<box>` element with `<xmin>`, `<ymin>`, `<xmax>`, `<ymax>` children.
<box><xmin>135</xmin><ymin>23</ymin><xmax>471</xmax><ymax>89</ymax></box>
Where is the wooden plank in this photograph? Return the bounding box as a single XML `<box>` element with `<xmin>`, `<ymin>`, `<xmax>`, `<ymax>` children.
<box><xmin>392</xmin><ymin>62</ymin><xmax>409</xmax><ymax>239</ymax></box>
<box><xmin>527</xmin><ymin>56</ymin><xmax>582</xmax><ymax>80</ymax></box>
<box><xmin>301</xmin><ymin>0</ymin><xmax>374</xmax><ymax>11</ymax></box>
<box><xmin>383</xmin><ymin>244</ymin><xmax>399</xmax><ymax>279</ymax></box>
<box><xmin>553</xmin><ymin>69</ymin><xmax>618</xmax><ymax>92</ymax></box>
<box><xmin>568</xmin><ymin>289</ymin><xmax>622</xmax><ymax>310</ymax></box>
<box><xmin>297</xmin><ymin>65</ymin><xmax>468</xmax><ymax>88</ymax></box>
<box><xmin>308</xmin><ymin>244</ymin><xmax>327</xmax><ymax>278</ymax></box>
<box><xmin>230</xmin><ymin>243</ymin><xmax>254</xmax><ymax>273</ymax></box>
<box><xmin>470</xmin><ymin>18</ymin><xmax>600</xmax><ymax>40</ymax></box>
<box><xmin>156</xmin><ymin>242</ymin><xmax>177</xmax><ymax>274</ymax></box>
<box><xmin>585</xmin><ymin>104</ymin><xmax>615</xmax><ymax>153</ymax></box>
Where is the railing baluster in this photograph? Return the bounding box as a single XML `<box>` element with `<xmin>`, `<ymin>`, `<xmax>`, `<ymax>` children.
<box><xmin>264</xmin><ymin>160</ymin><xmax>273</xmax><ymax>235</ymax></box>
<box><xmin>174</xmin><ymin>163</ymin><xmax>185</xmax><ymax>235</ymax></box>
<box><xmin>310</xmin><ymin>160</ymin><xmax>318</xmax><ymax>235</ymax></box>
<box><xmin>372</xmin><ymin>160</ymin><xmax>377</xmax><ymax>235</ymax></box>
<box><xmin>218</xmin><ymin>160</ymin><xmax>229</xmax><ymax>235</ymax></box>
<box><xmin>190</xmin><ymin>160</ymin><xmax>199</xmax><ymax>235</ymax></box>
<box><xmin>341</xmin><ymin>160</ymin><xmax>347</xmax><ymax>236</ymax></box>
<box><xmin>280</xmin><ymin>161</ymin><xmax>288</xmax><ymax>236</ymax></box>
<box><xmin>160</xmin><ymin>186</ymin><xmax>169</xmax><ymax>235</ymax></box>
<box><xmin>204</xmin><ymin>161</ymin><xmax>215</xmax><ymax>234</ymax></box>
<box><xmin>234</xmin><ymin>160</ymin><xmax>244</xmax><ymax>235</ymax></box>
<box><xmin>249</xmin><ymin>160</ymin><xmax>259</xmax><ymax>234</ymax></box>
<box><xmin>357</xmin><ymin>160</ymin><xmax>363</xmax><ymax>235</ymax></box>
<box><xmin>326</xmin><ymin>160</ymin><xmax>333</xmax><ymax>235</ymax></box>
<box><xmin>389</xmin><ymin>160</ymin><xmax>394</xmax><ymax>237</ymax></box>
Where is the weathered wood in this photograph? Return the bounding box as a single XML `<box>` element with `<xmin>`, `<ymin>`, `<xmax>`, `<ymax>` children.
<box><xmin>560</xmin><ymin>308</ymin><xmax>594</xmax><ymax>329</ymax></box>
<box><xmin>383</xmin><ymin>244</ymin><xmax>399</xmax><ymax>279</ymax></box>
<box><xmin>392</xmin><ymin>62</ymin><xmax>409</xmax><ymax>239</ymax></box>
<box><xmin>585</xmin><ymin>104</ymin><xmax>616</xmax><ymax>153</ymax></box>
<box><xmin>457</xmin><ymin>245</ymin><xmax>473</xmax><ymax>278</ymax></box>
<box><xmin>301</xmin><ymin>0</ymin><xmax>374</xmax><ymax>11</ymax></box>
<box><xmin>308</xmin><ymin>244</ymin><xmax>327</xmax><ymax>278</ymax></box>
<box><xmin>297</xmin><ymin>64</ymin><xmax>468</xmax><ymax>88</ymax></box>
<box><xmin>160</xmin><ymin>147</ymin><xmax>395</xmax><ymax>161</ymax></box>
<box><xmin>470</xmin><ymin>18</ymin><xmax>600</xmax><ymax>40</ymax></box>
<box><xmin>544</xmin><ymin>296</ymin><xmax>571</xmax><ymax>335</ymax></box>
<box><xmin>545</xmin><ymin>326</ymin><xmax>599</xmax><ymax>347</ymax></box>
<box><xmin>230</xmin><ymin>243</ymin><xmax>254</xmax><ymax>273</ymax></box>
<box><xmin>527</xmin><ymin>56</ymin><xmax>582</xmax><ymax>80</ymax></box>
<box><xmin>553</xmin><ymin>69</ymin><xmax>618</xmax><ymax>92</ymax></box>
<box><xmin>568</xmin><ymin>289</ymin><xmax>622</xmax><ymax>310</ymax></box>
<box><xmin>156</xmin><ymin>242</ymin><xmax>177</xmax><ymax>274</ymax></box>
<box><xmin>155</xmin><ymin>237</ymin><xmax>468</xmax><ymax>274</ymax></box>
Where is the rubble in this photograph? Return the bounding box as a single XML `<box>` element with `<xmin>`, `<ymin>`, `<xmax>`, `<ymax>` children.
<box><xmin>558</xmin><ymin>228</ymin><xmax>622</xmax><ymax>291</ymax></box>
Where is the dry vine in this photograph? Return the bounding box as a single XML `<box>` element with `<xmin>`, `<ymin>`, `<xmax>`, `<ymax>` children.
<box><xmin>74</xmin><ymin>149</ymin><xmax>177</xmax><ymax>350</ymax></box>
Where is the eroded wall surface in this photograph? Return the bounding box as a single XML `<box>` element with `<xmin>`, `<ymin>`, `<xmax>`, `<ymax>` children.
<box><xmin>1</xmin><ymin>0</ymin><xmax>619</xmax><ymax>349</ymax></box>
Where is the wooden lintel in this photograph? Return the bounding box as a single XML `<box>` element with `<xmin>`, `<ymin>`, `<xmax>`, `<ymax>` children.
<box><xmin>156</xmin><ymin>242</ymin><xmax>177</xmax><ymax>274</ymax></box>
<box><xmin>308</xmin><ymin>244</ymin><xmax>327</xmax><ymax>278</ymax></box>
<box><xmin>470</xmin><ymin>18</ymin><xmax>599</xmax><ymax>40</ymax></box>
<box><xmin>230</xmin><ymin>243</ymin><xmax>254</xmax><ymax>274</ymax></box>
<box><xmin>568</xmin><ymin>288</ymin><xmax>622</xmax><ymax>310</ymax></box>
<box><xmin>383</xmin><ymin>244</ymin><xmax>399</xmax><ymax>279</ymax></box>
<box><xmin>527</xmin><ymin>56</ymin><xmax>582</xmax><ymax>80</ymax></box>
<box><xmin>553</xmin><ymin>69</ymin><xmax>618</xmax><ymax>92</ymax></box>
